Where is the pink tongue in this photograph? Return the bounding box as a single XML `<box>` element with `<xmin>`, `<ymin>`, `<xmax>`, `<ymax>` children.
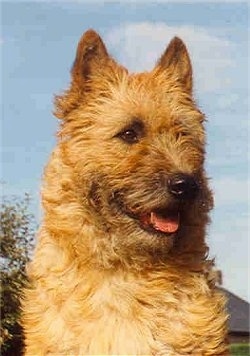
<box><xmin>150</xmin><ymin>212</ymin><xmax>179</xmax><ymax>233</ymax></box>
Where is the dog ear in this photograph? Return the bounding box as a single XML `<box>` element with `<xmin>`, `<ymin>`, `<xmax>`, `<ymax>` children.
<box><xmin>157</xmin><ymin>37</ymin><xmax>193</xmax><ymax>94</ymax></box>
<box><xmin>71</xmin><ymin>29</ymin><xmax>109</xmax><ymax>86</ymax></box>
<box><xmin>55</xmin><ymin>30</ymin><xmax>118</xmax><ymax>119</ymax></box>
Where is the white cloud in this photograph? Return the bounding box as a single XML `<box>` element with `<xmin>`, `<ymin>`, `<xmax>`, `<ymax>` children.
<box><xmin>211</xmin><ymin>176</ymin><xmax>249</xmax><ymax>207</ymax></box>
<box><xmin>208</xmin><ymin>176</ymin><xmax>249</xmax><ymax>301</ymax></box>
<box><xmin>214</xmin><ymin>93</ymin><xmax>240</xmax><ymax>110</ymax></box>
<box><xmin>209</xmin><ymin>228</ymin><xmax>249</xmax><ymax>302</ymax></box>
<box><xmin>208</xmin><ymin>175</ymin><xmax>249</xmax><ymax>301</ymax></box>
<box><xmin>105</xmin><ymin>22</ymin><xmax>235</xmax><ymax>93</ymax></box>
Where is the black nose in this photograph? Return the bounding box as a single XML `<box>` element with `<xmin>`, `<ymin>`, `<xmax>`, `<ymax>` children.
<box><xmin>167</xmin><ymin>174</ymin><xmax>199</xmax><ymax>199</ymax></box>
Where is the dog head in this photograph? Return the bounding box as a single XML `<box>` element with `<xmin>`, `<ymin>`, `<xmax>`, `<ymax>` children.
<box><xmin>53</xmin><ymin>30</ymin><xmax>213</xmax><ymax>269</ymax></box>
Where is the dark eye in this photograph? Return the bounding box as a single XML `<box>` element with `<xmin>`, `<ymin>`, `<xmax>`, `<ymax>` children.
<box><xmin>116</xmin><ymin>119</ymin><xmax>144</xmax><ymax>144</ymax></box>
<box><xmin>118</xmin><ymin>129</ymin><xmax>139</xmax><ymax>144</ymax></box>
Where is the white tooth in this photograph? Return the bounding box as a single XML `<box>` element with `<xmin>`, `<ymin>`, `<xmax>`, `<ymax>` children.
<box><xmin>150</xmin><ymin>212</ymin><xmax>157</xmax><ymax>228</ymax></box>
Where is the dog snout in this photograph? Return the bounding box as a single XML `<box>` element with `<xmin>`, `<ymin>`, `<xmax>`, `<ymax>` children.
<box><xmin>167</xmin><ymin>173</ymin><xmax>199</xmax><ymax>200</ymax></box>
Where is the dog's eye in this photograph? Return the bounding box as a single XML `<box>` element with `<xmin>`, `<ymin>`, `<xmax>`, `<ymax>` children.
<box><xmin>118</xmin><ymin>129</ymin><xmax>139</xmax><ymax>144</ymax></box>
<box><xmin>116</xmin><ymin>119</ymin><xmax>144</xmax><ymax>144</ymax></box>
<box><xmin>118</xmin><ymin>130</ymin><xmax>138</xmax><ymax>143</ymax></box>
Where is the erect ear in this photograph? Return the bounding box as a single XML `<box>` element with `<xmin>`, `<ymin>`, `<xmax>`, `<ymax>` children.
<box><xmin>157</xmin><ymin>37</ymin><xmax>193</xmax><ymax>94</ymax></box>
<box><xmin>54</xmin><ymin>30</ymin><xmax>120</xmax><ymax>119</ymax></box>
<box><xmin>71</xmin><ymin>29</ymin><xmax>110</xmax><ymax>87</ymax></box>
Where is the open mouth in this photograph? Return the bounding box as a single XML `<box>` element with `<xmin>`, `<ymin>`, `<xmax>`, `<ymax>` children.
<box><xmin>124</xmin><ymin>206</ymin><xmax>180</xmax><ymax>236</ymax></box>
<box><xmin>110</xmin><ymin>191</ymin><xmax>181</xmax><ymax>236</ymax></box>
<box><xmin>139</xmin><ymin>209</ymin><xmax>180</xmax><ymax>235</ymax></box>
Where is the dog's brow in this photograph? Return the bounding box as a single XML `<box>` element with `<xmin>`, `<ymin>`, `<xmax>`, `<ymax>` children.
<box><xmin>123</xmin><ymin>118</ymin><xmax>145</xmax><ymax>134</ymax></box>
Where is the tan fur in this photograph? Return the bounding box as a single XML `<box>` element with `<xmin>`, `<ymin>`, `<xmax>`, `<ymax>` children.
<box><xmin>22</xmin><ymin>29</ymin><xmax>228</xmax><ymax>355</ymax></box>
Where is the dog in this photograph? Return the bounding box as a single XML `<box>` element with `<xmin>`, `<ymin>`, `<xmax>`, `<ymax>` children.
<box><xmin>22</xmin><ymin>29</ymin><xmax>228</xmax><ymax>355</ymax></box>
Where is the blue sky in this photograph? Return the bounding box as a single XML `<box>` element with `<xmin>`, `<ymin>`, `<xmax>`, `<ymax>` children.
<box><xmin>1</xmin><ymin>1</ymin><xmax>249</xmax><ymax>301</ymax></box>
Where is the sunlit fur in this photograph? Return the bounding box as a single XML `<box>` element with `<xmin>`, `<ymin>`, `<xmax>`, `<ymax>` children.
<box><xmin>22</xmin><ymin>29</ymin><xmax>228</xmax><ymax>355</ymax></box>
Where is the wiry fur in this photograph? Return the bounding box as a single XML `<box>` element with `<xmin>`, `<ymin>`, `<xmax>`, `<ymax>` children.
<box><xmin>22</xmin><ymin>29</ymin><xmax>228</xmax><ymax>355</ymax></box>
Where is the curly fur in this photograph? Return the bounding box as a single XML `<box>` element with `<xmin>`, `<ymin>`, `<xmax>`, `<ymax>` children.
<box><xmin>22</xmin><ymin>29</ymin><xmax>228</xmax><ymax>355</ymax></box>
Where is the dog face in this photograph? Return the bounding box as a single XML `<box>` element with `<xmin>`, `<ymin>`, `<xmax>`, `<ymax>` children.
<box><xmin>54</xmin><ymin>30</ymin><xmax>213</xmax><ymax>265</ymax></box>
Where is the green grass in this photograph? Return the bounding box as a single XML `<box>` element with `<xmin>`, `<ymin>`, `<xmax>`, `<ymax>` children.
<box><xmin>230</xmin><ymin>343</ymin><xmax>250</xmax><ymax>356</ymax></box>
